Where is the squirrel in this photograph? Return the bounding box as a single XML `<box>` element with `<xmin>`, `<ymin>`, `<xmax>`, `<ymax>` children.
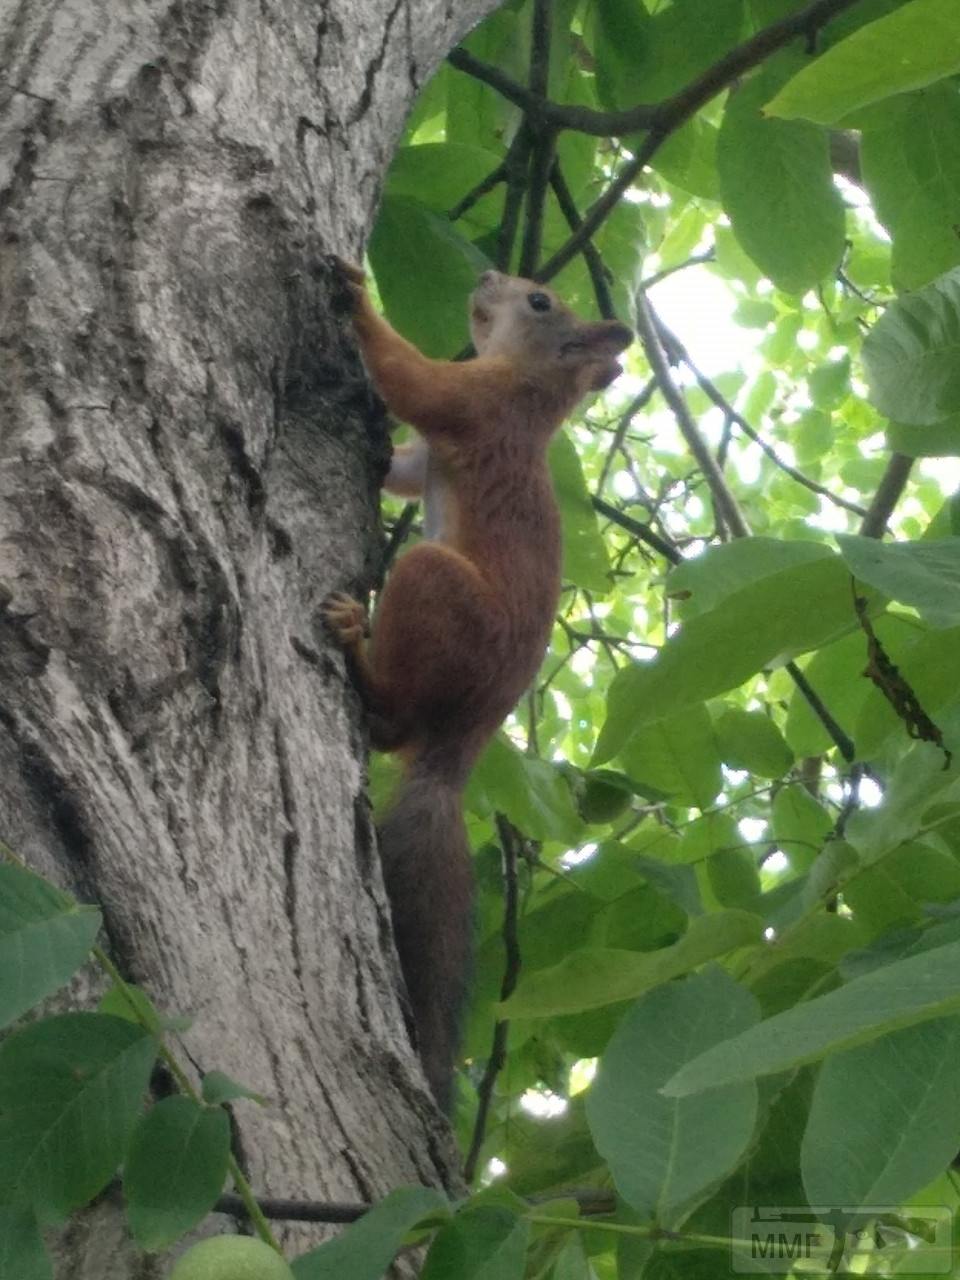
<box><xmin>325</xmin><ymin>260</ymin><xmax>632</xmax><ymax>1109</ymax></box>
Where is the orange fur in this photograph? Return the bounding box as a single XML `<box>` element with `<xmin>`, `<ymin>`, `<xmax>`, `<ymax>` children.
<box><xmin>325</xmin><ymin>261</ymin><xmax>631</xmax><ymax>1107</ymax></box>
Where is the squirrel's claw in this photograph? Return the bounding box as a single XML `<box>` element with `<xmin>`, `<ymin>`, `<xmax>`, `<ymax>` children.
<box><xmin>330</xmin><ymin>255</ymin><xmax>366</xmax><ymax>287</ymax></box>
<box><xmin>323</xmin><ymin>591</ymin><xmax>367</xmax><ymax>649</ymax></box>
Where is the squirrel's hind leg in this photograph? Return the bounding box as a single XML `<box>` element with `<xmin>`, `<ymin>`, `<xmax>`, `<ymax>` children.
<box><xmin>367</xmin><ymin>543</ymin><xmax>502</xmax><ymax>747</ymax></box>
<box><xmin>322</xmin><ymin>592</ymin><xmax>409</xmax><ymax>750</ymax></box>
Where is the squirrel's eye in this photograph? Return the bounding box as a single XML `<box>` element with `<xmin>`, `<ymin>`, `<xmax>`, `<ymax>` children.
<box><xmin>528</xmin><ymin>291</ymin><xmax>552</xmax><ymax>313</ymax></box>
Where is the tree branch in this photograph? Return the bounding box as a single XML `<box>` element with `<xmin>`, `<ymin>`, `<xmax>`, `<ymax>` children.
<box><xmin>859</xmin><ymin>452</ymin><xmax>913</xmax><ymax>538</ymax></box>
<box><xmin>518</xmin><ymin>0</ymin><xmax>556</xmax><ymax>276</ymax></box>
<box><xmin>534</xmin><ymin>0</ymin><xmax>867</xmax><ymax>282</ymax></box>
<box><xmin>449</xmin><ymin>0</ymin><xmax>865</xmax><ymax>139</ymax></box>
<box><xmin>496</xmin><ymin>125</ymin><xmax>532</xmax><ymax>271</ymax></box>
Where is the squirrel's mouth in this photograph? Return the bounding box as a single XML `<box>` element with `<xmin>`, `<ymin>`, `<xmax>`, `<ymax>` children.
<box><xmin>471</xmin><ymin>302</ymin><xmax>491</xmax><ymax>326</ymax></box>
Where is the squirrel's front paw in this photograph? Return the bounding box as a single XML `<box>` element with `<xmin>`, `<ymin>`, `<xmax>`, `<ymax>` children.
<box><xmin>331</xmin><ymin>256</ymin><xmax>366</xmax><ymax>286</ymax></box>
<box><xmin>322</xmin><ymin>591</ymin><xmax>367</xmax><ymax>651</ymax></box>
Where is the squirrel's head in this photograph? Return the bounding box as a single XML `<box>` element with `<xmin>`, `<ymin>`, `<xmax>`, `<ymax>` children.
<box><xmin>469</xmin><ymin>270</ymin><xmax>633</xmax><ymax>394</ymax></box>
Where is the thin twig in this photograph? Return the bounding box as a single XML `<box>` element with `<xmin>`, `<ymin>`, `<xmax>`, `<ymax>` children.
<box><xmin>592</xmin><ymin>496</ymin><xmax>681</xmax><ymax>564</ymax></box>
<box><xmin>597</xmin><ymin>379</ymin><xmax>657</xmax><ymax>492</ymax></box>
<box><xmin>635</xmin><ymin>292</ymin><xmax>751</xmax><ymax>536</ymax></box>
<box><xmin>640</xmin><ymin>251</ymin><xmax>716</xmax><ymax>292</ymax></box>
<box><xmin>448</xmin><ymin>160</ymin><xmax>508</xmax><ymax>222</ymax></box>
<box><xmin>382</xmin><ymin>502</ymin><xmax>419</xmax><ymax>573</ymax></box>
<box><xmin>549</xmin><ymin>162</ymin><xmax>616</xmax><ymax>317</ymax></box>
<box><xmin>656</xmin><ymin>317</ymin><xmax>868</xmax><ymax>519</ymax></box>
<box><xmin>214</xmin><ymin>1185</ymin><xmax>619</xmax><ymax>1225</ymax></box>
<box><xmin>215</xmin><ymin>1194</ymin><xmax>367</xmax><ymax>1224</ymax></box>
<box><xmin>463</xmin><ymin>814</ymin><xmax>523</xmax><ymax>1185</ymax></box>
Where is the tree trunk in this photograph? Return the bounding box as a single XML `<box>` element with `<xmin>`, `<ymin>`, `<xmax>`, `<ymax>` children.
<box><xmin>0</xmin><ymin>1</ymin><xmax>500</xmax><ymax>1273</ymax></box>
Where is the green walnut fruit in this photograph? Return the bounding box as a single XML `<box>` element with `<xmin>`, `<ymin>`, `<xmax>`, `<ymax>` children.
<box><xmin>169</xmin><ymin>1236</ymin><xmax>295</xmax><ymax>1280</ymax></box>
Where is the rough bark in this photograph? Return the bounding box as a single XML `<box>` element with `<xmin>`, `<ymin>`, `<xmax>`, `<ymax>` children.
<box><xmin>0</xmin><ymin>0</ymin><xmax>502</xmax><ymax>1273</ymax></box>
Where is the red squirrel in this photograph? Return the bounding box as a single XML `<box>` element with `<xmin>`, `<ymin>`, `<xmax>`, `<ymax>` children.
<box><xmin>325</xmin><ymin>261</ymin><xmax>632</xmax><ymax>1108</ymax></box>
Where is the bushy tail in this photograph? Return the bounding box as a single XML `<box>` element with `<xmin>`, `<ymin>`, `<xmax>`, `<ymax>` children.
<box><xmin>378</xmin><ymin>752</ymin><xmax>473</xmax><ymax>1111</ymax></box>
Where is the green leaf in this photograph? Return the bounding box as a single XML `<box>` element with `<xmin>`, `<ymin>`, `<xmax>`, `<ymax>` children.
<box><xmin>447</xmin><ymin>9</ymin><xmax>526</xmax><ymax>153</ymax></box>
<box><xmin>0</xmin><ymin>862</ymin><xmax>101</xmax><ymax>1030</ymax></box>
<box><xmin>792</xmin><ymin>410</ymin><xmax>833</xmax><ymax>464</ymax></box>
<box><xmin>549</xmin><ymin>432</ymin><xmax>610</xmax><ymax>594</ymax></box>
<box><xmin>714</xmin><ymin>708</ymin><xmax>794</xmax><ymax>778</ymax></box>
<box><xmin>763</xmin><ymin>0</ymin><xmax>960</xmax><ymax>125</ymax></box>
<box><xmin>501</xmin><ymin>910</ymin><xmax>763</xmax><ymax>1018</ymax></box>
<box><xmin>368</xmin><ymin>195</ymin><xmax>489</xmax><ymax>358</ymax></box>
<box><xmin>677</xmin><ymin>811</ymin><xmax>741</xmax><ymax>866</ymax></box>
<box><xmin>586</xmin><ymin>968</ymin><xmax>759</xmax><ymax>1223</ymax></box>
<box><xmin>808</xmin><ymin>355</ymin><xmax>851</xmax><ymax>411</ymax></box>
<box><xmin>801</xmin><ymin>1017</ymin><xmax>960</xmax><ymax>1212</ymax></box>
<box><xmin>0</xmin><ymin>1207</ymin><xmax>51</xmax><ymax>1280</ymax></box>
<box><xmin>124</xmin><ymin>1097</ymin><xmax>230</xmax><ymax>1250</ymax></box>
<box><xmin>663</xmin><ymin>936</ymin><xmax>960</xmax><ymax>1097</ymax></box>
<box><xmin>653</xmin><ymin>118</ymin><xmax>721</xmax><ymax>200</ymax></box>
<box><xmin>549</xmin><ymin>1234</ymin><xmax>592</xmax><ymax>1280</ymax></box>
<box><xmin>861</xmin><ymin>84</ymin><xmax>960</xmax><ymax>290</ymax></box>
<box><xmin>771</xmin><ymin>785</ymin><xmax>832</xmax><ymax>868</ymax></box>
<box><xmin>843</xmin><ymin>842</ymin><xmax>960</xmax><ymax>934</ymax></box>
<box><xmin>0</xmin><ymin>1013</ymin><xmax>156</xmax><ymax>1219</ymax></box>
<box><xmin>845</xmin><ymin>740</ymin><xmax>960</xmax><ymax>866</ymax></box>
<box><xmin>703</xmin><ymin>845</ymin><xmax>762</xmax><ymax>912</ymax></box>
<box><xmin>201</xmin><ymin>1070</ymin><xmax>265</xmax><ymax>1107</ymax></box>
<box><xmin>577</xmin><ymin>770</ymin><xmax>637</xmax><ymax>824</ymax></box>
<box><xmin>594</xmin><ymin>554</ymin><xmax>861</xmax><ymax>764</ymax></box>
<box><xmin>619</xmin><ymin>703</ymin><xmax>722</xmax><ymax>808</ymax></box>
<box><xmin>421</xmin><ymin>1205</ymin><xmax>529</xmax><ymax>1280</ymax></box>
<box><xmin>837</xmin><ymin>534</ymin><xmax>960</xmax><ymax>628</ymax></box>
<box><xmin>467</xmin><ymin>736</ymin><xmax>583</xmax><ymax>845</ymax></box>
<box><xmin>386</xmin><ymin>143</ymin><xmax>504</xmax><ymax>234</ymax></box>
<box><xmin>667</xmin><ymin>538</ymin><xmax>831</xmax><ymax>620</ymax></box>
<box><xmin>717</xmin><ymin>56</ymin><xmax>845</xmax><ymax>294</ymax></box>
<box><xmin>888</xmin><ymin>412</ymin><xmax>960</xmax><ymax>458</ymax></box>
<box><xmin>292</xmin><ymin>1186</ymin><xmax>450</xmax><ymax>1280</ymax></box>
<box><xmin>862</xmin><ymin>267</ymin><xmax>960</xmax><ymax>427</ymax></box>
<box><xmin>97</xmin><ymin>983</ymin><xmax>185</xmax><ymax>1034</ymax></box>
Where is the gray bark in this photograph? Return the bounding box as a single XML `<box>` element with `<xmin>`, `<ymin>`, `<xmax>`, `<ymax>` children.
<box><xmin>0</xmin><ymin>0</ymin><xmax>501</xmax><ymax>1273</ymax></box>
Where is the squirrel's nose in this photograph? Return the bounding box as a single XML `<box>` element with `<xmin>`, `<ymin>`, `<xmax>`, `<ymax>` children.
<box><xmin>477</xmin><ymin>269</ymin><xmax>500</xmax><ymax>287</ymax></box>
